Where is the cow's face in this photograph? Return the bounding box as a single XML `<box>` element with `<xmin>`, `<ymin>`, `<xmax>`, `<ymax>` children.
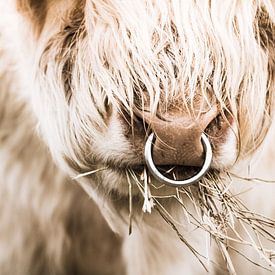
<box><xmin>16</xmin><ymin>0</ymin><xmax>274</xmax><ymax>202</ymax></box>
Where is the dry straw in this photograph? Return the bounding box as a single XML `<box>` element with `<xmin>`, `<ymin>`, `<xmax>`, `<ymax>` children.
<box><xmin>127</xmin><ymin>168</ymin><xmax>275</xmax><ymax>274</ymax></box>
<box><xmin>75</xmin><ymin>167</ymin><xmax>275</xmax><ymax>274</ymax></box>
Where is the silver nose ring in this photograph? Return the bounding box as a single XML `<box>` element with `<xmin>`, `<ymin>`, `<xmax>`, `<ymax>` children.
<box><xmin>144</xmin><ymin>133</ymin><xmax>212</xmax><ymax>187</ymax></box>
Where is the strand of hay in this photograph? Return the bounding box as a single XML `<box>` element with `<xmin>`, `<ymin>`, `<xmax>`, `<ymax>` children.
<box><xmin>75</xmin><ymin>167</ymin><xmax>275</xmax><ymax>273</ymax></box>
<box><xmin>127</xmin><ymin>168</ymin><xmax>275</xmax><ymax>273</ymax></box>
<box><xmin>73</xmin><ymin>167</ymin><xmax>108</xmax><ymax>180</ymax></box>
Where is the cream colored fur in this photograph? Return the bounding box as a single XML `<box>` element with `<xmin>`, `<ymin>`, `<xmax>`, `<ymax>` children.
<box><xmin>0</xmin><ymin>0</ymin><xmax>275</xmax><ymax>274</ymax></box>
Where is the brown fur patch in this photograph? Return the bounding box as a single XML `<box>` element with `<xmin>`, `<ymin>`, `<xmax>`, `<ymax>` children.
<box><xmin>17</xmin><ymin>0</ymin><xmax>48</xmax><ymax>33</ymax></box>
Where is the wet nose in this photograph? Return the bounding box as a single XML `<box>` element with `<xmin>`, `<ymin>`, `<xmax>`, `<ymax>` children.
<box><xmin>140</xmin><ymin>108</ymin><xmax>218</xmax><ymax>166</ymax></box>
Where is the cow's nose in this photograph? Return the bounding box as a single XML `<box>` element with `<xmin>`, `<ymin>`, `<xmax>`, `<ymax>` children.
<box><xmin>140</xmin><ymin>107</ymin><xmax>218</xmax><ymax>167</ymax></box>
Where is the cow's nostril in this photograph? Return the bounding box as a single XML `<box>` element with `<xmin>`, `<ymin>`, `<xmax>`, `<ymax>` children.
<box><xmin>206</xmin><ymin>113</ymin><xmax>223</xmax><ymax>132</ymax></box>
<box><xmin>205</xmin><ymin>111</ymin><xmax>232</xmax><ymax>138</ymax></box>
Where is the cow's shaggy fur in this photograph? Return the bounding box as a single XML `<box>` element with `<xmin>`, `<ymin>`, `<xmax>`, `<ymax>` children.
<box><xmin>0</xmin><ymin>0</ymin><xmax>275</xmax><ymax>274</ymax></box>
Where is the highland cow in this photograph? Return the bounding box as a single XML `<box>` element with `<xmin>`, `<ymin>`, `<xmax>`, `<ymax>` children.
<box><xmin>0</xmin><ymin>0</ymin><xmax>275</xmax><ymax>274</ymax></box>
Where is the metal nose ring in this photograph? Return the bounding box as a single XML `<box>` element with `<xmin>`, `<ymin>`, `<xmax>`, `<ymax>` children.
<box><xmin>144</xmin><ymin>133</ymin><xmax>212</xmax><ymax>187</ymax></box>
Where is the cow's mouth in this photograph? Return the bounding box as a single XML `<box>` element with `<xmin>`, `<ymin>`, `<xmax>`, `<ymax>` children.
<box><xmin>108</xmin><ymin>164</ymin><xmax>215</xmax><ymax>189</ymax></box>
<box><xmin>128</xmin><ymin>164</ymin><xmax>201</xmax><ymax>181</ymax></box>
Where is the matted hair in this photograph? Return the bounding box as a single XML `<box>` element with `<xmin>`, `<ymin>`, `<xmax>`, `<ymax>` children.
<box><xmin>34</xmin><ymin>0</ymin><xmax>274</xmax><ymax>169</ymax></box>
<box><xmin>0</xmin><ymin>0</ymin><xmax>275</xmax><ymax>274</ymax></box>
